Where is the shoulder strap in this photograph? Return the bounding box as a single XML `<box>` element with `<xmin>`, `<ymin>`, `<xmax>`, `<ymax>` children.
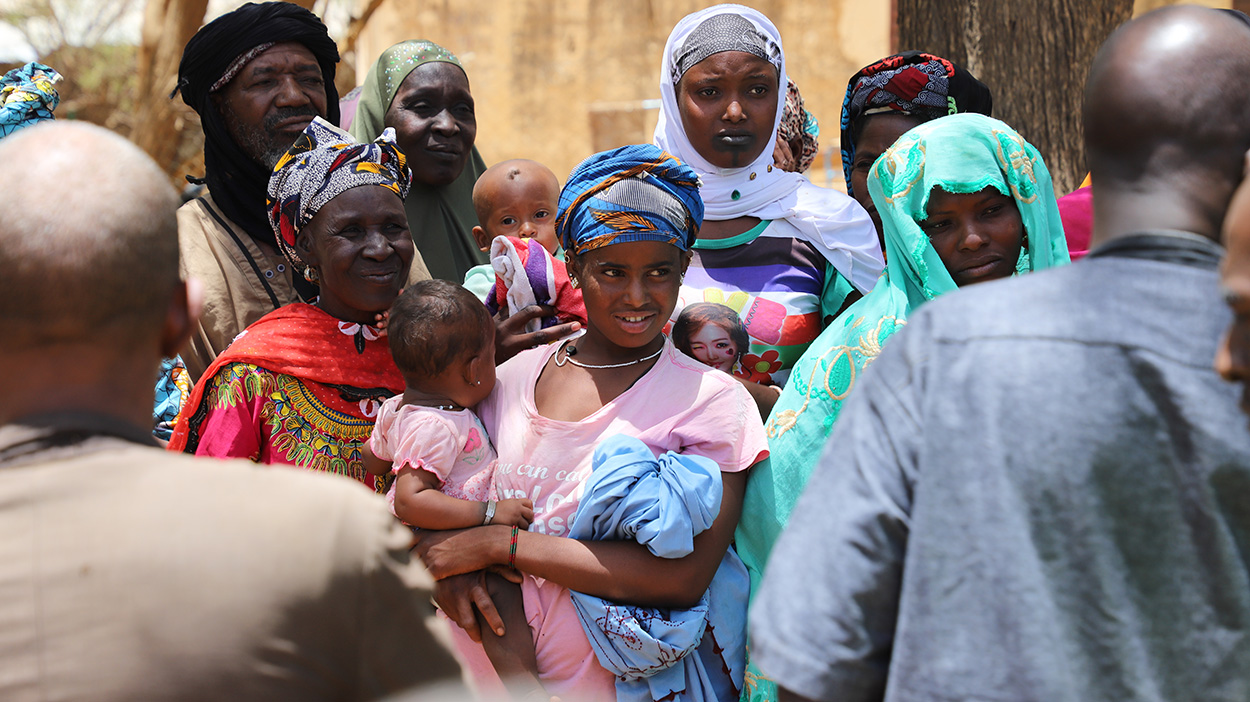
<box><xmin>195</xmin><ymin>197</ymin><xmax>281</xmax><ymax>309</ymax></box>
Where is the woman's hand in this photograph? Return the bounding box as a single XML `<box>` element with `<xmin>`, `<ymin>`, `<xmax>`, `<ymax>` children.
<box><xmin>495</xmin><ymin>305</ymin><xmax>580</xmax><ymax>364</ymax></box>
<box><xmin>433</xmin><ymin>571</ymin><xmax>504</xmax><ymax>643</ymax></box>
<box><xmin>412</xmin><ymin>524</ymin><xmax>508</xmax><ymax>579</ymax></box>
<box><xmin>773</xmin><ymin>134</ymin><xmax>798</xmax><ymax>173</ymax></box>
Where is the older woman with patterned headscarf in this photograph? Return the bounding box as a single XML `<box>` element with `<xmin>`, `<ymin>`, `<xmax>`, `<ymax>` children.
<box><xmin>654</xmin><ymin>5</ymin><xmax>883</xmax><ymax>419</ymax></box>
<box><xmin>351</xmin><ymin>40</ymin><xmax>488</xmax><ymax>282</ymax></box>
<box><xmin>840</xmin><ymin>50</ymin><xmax>994</xmax><ymax>240</ymax></box>
<box><xmin>170</xmin><ymin>118</ymin><xmax>414</xmax><ymax>492</ymax></box>
<box><xmin>736</xmin><ymin>113</ymin><xmax>1070</xmax><ymax>702</ymax></box>
<box><xmin>410</xmin><ymin>144</ymin><xmax>768</xmax><ymax>701</ymax></box>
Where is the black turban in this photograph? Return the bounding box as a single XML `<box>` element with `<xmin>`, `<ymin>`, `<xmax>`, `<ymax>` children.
<box><xmin>176</xmin><ymin>1</ymin><xmax>341</xmax><ymax>247</ymax></box>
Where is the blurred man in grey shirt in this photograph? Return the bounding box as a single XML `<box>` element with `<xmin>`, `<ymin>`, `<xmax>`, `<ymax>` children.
<box><xmin>751</xmin><ymin>7</ymin><xmax>1250</xmax><ymax>701</ymax></box>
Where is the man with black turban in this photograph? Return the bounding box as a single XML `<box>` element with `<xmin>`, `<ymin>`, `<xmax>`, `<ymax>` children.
<box><xmin>174</xmin><ymin>1</ymin><xmax>429</xmax><ymax>381</ymax></box>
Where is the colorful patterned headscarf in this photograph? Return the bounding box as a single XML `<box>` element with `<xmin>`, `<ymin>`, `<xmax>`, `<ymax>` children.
<box><xmin>267</xmin><ymin>117</ymin><xmax>411</xmax><ymax>271</ymax></box>
<box><xmin>556</xmin><ymin>144</ymin><xmax>703</xmax><ymax>256</ymax></box>
<box><xmin>840</xmin><ymin>51</ymin><xmax>992</xmax><ymax>198</ymax></box>
<box><xmin>778</xmin><ymin>79</ymin><xmax>819</xmax><ymax>173</ymax></box>
<box><xmin>0</xmin><ymin>63</ymin><xmax>61</xmax><ymax>139</ymax></box>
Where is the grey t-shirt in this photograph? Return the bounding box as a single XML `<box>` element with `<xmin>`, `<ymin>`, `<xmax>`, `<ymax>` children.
<box><xmin>750</xmin><ymin>253</ymin><xmax>1250</xmax><ymax>702</ymax></box>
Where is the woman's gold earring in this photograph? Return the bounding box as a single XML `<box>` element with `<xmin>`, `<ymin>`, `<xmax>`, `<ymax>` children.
<box><xmin>569</xmin><ymin>273</ymin><xmax>579</xmax><ymax>289</ymax></box>
<box><xmin>304</xmin><ymin>266</ymin><xmax>319</xmax><ymax>284</ymax></box>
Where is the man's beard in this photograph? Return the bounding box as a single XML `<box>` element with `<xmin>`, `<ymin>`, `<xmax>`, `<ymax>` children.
<box><xmin>226</xmin><ymin>106</ymin><xmax>321</xmax><ymax>169</ymax></box>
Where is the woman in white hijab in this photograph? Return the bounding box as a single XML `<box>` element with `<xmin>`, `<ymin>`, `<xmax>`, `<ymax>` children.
<box><xmin>656</xmin><ymin>4</ymin><xmax>883</xmax><ymax>416</ymax></box>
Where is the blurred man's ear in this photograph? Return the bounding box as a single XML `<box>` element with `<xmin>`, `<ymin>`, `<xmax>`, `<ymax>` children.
<box><xmin>160</xmin><ymin>277</ymin><xmax>203</xmax><ymax>359</ymax></box>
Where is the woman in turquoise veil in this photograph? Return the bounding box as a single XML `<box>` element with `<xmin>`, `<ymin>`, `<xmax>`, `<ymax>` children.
<box><xmin>737</xmin><ymin>112</ymin><xmax>1070</xmax><ymax>702</ymax></box>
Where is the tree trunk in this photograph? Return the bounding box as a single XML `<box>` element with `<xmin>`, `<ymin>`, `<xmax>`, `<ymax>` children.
<box><xmin>131</xmin><ymin>0</ymin><xmax>209</xmax><ymax>176</ymax></box>
<box><xmin>896</xmin><ymin>0</ymin><xmax>1133</xmax><ymax>195</ymax></box>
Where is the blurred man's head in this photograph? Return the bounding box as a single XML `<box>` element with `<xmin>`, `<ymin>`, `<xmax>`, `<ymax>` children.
<box><xmin>0</xmin><ymin>122</ymin><xmax>195</xmax><ymax>423</ymax></box>
<box><xmin>1085</xmin><ymin>6</ymin><xmax>1250</xmax><ymax>241</ymax></box>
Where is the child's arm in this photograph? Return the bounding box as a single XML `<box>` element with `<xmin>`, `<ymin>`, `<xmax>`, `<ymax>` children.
<box><xmin>360</xmin><ymin>440</ymin><xmax>392</xmax><ymax>477</ymax></box>
<box><xmin>394</xmin><ymin>467</ymin><xmax>534</xmax><ymax>531</ymax></box>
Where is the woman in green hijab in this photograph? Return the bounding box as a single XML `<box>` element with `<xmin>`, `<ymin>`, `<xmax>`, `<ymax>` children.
<box><xmin>350</xmin><ymin>40</ymin><xmax>488</xmax><ymax>281</ymax></box>
<box><xmin>736</xmin><ymin>112</ymin><xmax>1070</xmax><ymax>702</ymax></box>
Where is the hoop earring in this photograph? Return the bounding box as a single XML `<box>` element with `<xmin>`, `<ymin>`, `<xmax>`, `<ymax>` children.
<box><xmin>304</xmin><ymin>266</ymin><xmax>320</xmax><ymax>284</ymax></box>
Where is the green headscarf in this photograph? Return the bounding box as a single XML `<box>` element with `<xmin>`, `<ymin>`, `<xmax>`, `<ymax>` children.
<box><xmin>736</xmin><ymin>112</ymin><xmax>1069</xmax><ymax>702</ymax></box>
<box><xmin>350</xmin><ymin>40</ymin><xmax>488</xmax><ymax>282</ymax></box>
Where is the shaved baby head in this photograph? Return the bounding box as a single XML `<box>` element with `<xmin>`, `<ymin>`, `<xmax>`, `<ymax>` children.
<box><xmin>0</xmin><ymin>122</ymin><xmax>181</xmax><ymax>348</ymax></box>
<box><xmin>1085</xmin><ymin>7</ymin><xmax>1250</xmax><ymax>194</ymax></box>
<box><xmin>472</xmin><ymin>159</ymin><xmax>559</xmax><ymax>222</ymax></box>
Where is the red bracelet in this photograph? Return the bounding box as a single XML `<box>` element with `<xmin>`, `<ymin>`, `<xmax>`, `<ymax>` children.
<box><xmin>509</xmin><ymin>525</ymin><xmax>519</xmax><ymax>569</ymax></box>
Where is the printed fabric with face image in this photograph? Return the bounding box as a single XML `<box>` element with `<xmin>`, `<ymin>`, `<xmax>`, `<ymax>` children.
<box><xmin>673</xmin><ymin>302</ymin><xmax>750</xmax><ymax>375</ymax></box>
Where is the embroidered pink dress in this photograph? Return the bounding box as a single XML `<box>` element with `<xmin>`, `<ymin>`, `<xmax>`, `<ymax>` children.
<box><xmin>461</xmin><ymin>339</ymin><xmax>769</xmax><ymax>700</ymax></box>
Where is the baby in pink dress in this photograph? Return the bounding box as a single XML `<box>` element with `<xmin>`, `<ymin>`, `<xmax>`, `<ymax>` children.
<box><xmin>362</xmin><ymin>279</ymin><xmax>541</xmax><ymax>697</ymax></box>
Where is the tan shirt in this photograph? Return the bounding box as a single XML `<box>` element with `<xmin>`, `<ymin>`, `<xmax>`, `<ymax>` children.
<box><xmin>0</xmin><ymin>417</ymin><xmax>464</xmax><ymax>701</ymax></box>
<box><xmin>178</xmin><ymin>193</ymin><xmax>432</xmax><ymax>382</ymax></box>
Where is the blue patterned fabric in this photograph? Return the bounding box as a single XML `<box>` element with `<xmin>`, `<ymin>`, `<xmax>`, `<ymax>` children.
<box><xmin>569</xmin><ymin>434</ymin><xmax>749</xmax><ymax>702</ymax></box>
<box><xmin>153</xmin><ymin>357</ymin><xmax>191</xmax><ymax>441</ymax></box>
<box><xmin>0</xmin><ymin>63</ymin><xmax>61</xmax><ymax>139</ymax></box>
<box><xmin>555</xmin><ymin>144</ymin><xmax>703</xmax><ymax>255</ymax></box>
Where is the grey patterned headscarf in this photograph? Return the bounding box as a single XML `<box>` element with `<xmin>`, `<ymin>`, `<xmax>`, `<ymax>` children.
<box><xmin>671</xmin><ymin>12</ymin><xmax>781</xmax><ymax>84</ymax></box>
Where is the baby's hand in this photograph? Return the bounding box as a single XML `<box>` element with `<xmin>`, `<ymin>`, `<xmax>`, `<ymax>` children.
<box><xmin>373</xmin><ymin>308</ymin><xmax>391</xmax><ymax>332</ymax></box>
<box><xmin>492</xmin><ymin>498</ymin><xmax>534</xmax><ymax>529</ymax></box>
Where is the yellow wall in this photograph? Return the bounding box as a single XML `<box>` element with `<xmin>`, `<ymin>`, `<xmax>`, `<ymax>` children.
<box><xmin>355</xmin><ymin>0</ymin><xmax>1229</xmax><ymax>190</ymax></box>
<box><xmin>356</xmin><ymin>1</ymin><xmax>890</xmax><ymax>190</ymax></box>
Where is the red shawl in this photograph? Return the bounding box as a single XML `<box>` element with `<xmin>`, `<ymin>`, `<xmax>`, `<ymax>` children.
<box><xmin>169</xmin><ymin>303</ymin><xmax>404</xmax><ymax>453</ymax></box>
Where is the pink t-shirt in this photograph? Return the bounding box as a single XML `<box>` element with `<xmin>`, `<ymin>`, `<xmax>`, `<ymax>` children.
<box><xmin>368</xmin><ymin>399</ymin><xmax>496</xmax><ymax>510</ymax></box>
<box><xmin>466</xmin><ymin>339</ymin><xmax>768</xmax><ymax>700</ymax></box>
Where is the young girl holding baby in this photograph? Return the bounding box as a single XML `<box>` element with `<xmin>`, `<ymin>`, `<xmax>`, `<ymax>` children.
<box><xmin>410</xmin><ymin>145</ymin><xmax>768</xmax><ymax>701</ymax></box>
<box><xmin>363</xmin><ymin>279</ymin><xmax>544</xmax><ymax>698</ymax></box>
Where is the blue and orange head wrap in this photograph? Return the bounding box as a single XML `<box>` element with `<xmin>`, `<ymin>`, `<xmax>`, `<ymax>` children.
<box><xmin>556</xmin><ymin>144</ymin><xmax>704</xmax><ymax>256</ymax></box>
<box><xmin>267</xmin><ymin>116</ymin><xmax>411</xmax><ymax>272</ymax></box>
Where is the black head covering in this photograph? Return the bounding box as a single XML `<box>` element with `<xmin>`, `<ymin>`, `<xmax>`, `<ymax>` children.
<box><xmin>175</xmin><ymin>1</ymin><xmax>341</xmax><ymax>247</ymax></box>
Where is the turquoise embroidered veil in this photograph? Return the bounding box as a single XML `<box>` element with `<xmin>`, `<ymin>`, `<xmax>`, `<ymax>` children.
<box><xmin>736</xmin><ymin>112</ymin><xmax>1070</xmax><ymax>702</ymax></box>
